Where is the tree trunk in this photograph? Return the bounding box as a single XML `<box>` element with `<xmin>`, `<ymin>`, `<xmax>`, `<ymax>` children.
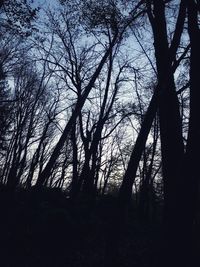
<box><xmin>119</xmin><ymin>87</ymin><xmax>159</xmax><ymax>205</ymax></box>
<box><xmin>174</xmin><ymin>2</ymin><xmax>200</xmax><ymax>265</ymax></box>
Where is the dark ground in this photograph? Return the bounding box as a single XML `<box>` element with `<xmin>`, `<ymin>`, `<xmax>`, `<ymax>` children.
<box><xmin>0</xmin><ymin>185</ymin><xmax>185</xmax><ymax>267</ymax></box>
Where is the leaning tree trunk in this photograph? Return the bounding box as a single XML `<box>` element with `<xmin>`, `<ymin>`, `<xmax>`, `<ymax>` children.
<box><xmin>118</xmin><ymin>87</ymin><xmax>159</xmax><ymax>205</ymax></box>
<box><xmin>36</xmin><ymin>34</ymin><xmax>118</xmax><ymax>187</ymax></box>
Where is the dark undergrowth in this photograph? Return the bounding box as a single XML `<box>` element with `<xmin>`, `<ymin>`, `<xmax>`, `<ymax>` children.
<box><xmin>0</xmin><ymin>184</ymin><xmax>189</xmax><ymax>267</ymax></box>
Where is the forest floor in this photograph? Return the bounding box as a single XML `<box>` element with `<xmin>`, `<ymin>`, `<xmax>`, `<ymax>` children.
<box><xmin>0</xmin><ymin>185</ymin><xmax>192</xmax><ymax>267</ymax></box>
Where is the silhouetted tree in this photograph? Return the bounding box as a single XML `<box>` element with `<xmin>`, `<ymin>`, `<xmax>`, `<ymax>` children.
<box><xmin>119</xmin><ymin>0</ymin><xmax>187</xmax><ymax>208</ymax></box>
<box><xmin>36</xmin><ymin>0</ymin><xmax>143</xmax><ymax>187</ymax></box>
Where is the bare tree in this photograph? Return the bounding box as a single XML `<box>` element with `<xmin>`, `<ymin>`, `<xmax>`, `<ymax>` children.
<box><xmin>35</xmin><ymin>0</ymin><xmax>142</xmax><ymax>187</ymax></box>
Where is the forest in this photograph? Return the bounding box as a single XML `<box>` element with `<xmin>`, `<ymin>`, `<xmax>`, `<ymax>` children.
<box><xmin>0</xmin><ymin>0</ymin><xmax>199</xmax><ymax>266</ymax></box>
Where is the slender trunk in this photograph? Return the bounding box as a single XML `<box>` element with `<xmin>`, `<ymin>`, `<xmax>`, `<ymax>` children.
<box><xmin>70</xmin><ymin>121</ymin><xmax>79</xmax><ymax>197</ymax></box>
<box><xmin>119</xmin><ymin>87</ymin><xmax>159</xmax><ymax>205</ymax></box>
<box><xmin>183</xmin><ymin>0</ymin><xmax>200</xmax><ymax>224</ymax></box>
<box><xmin>26</xmin><ymin>120</ymin><xmax>51</xmax><ymax>188</ymax></box>
<box><xmin>138</xmin><ymin>117</ymin><xmax>158</xmax><ymax>221</ymax></box>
